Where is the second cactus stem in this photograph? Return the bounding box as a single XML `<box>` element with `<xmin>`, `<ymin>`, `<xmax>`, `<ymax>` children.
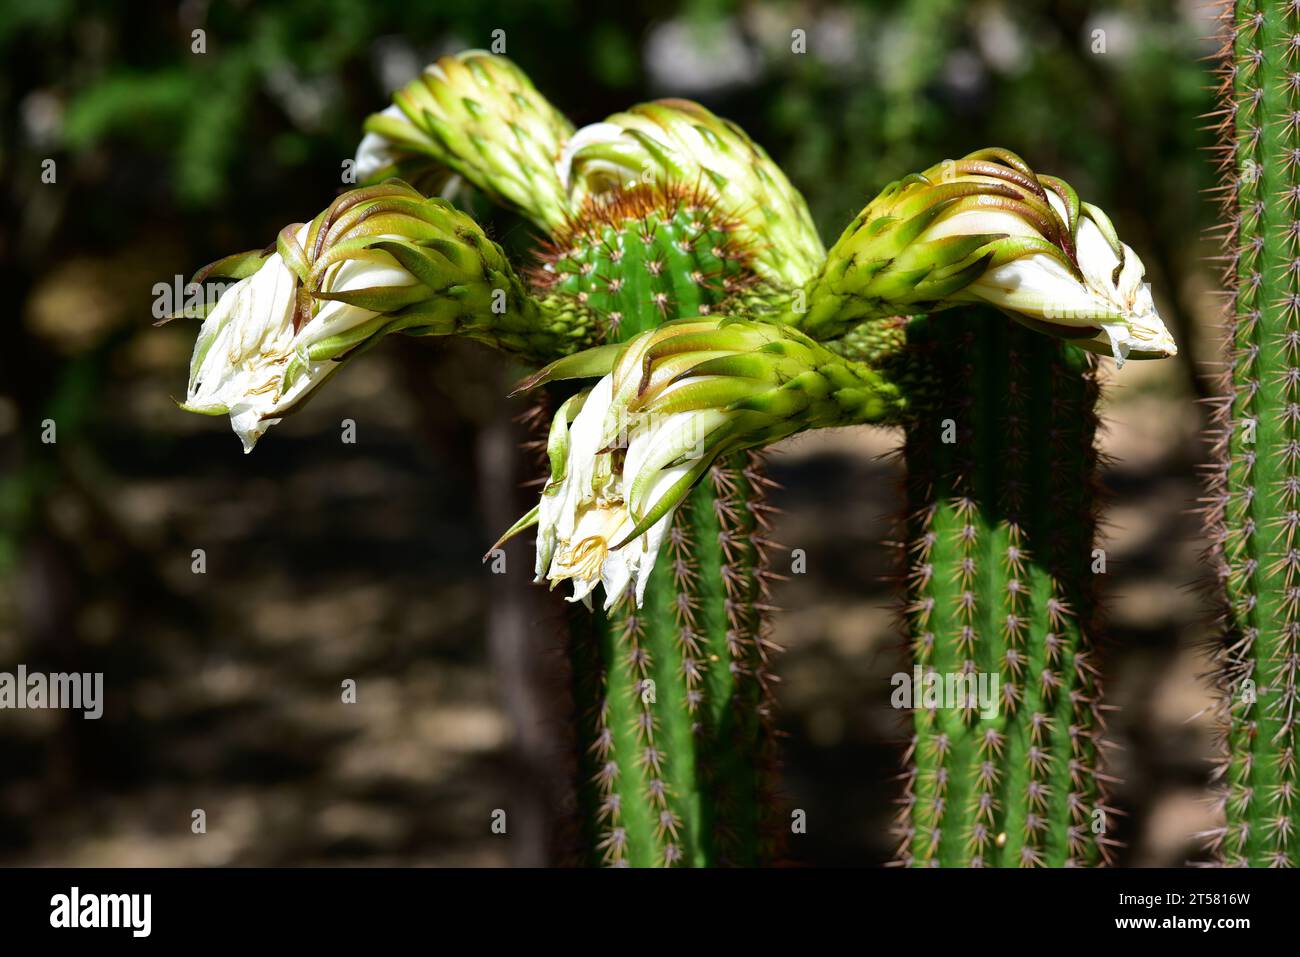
<box><xmin>893</xmin><ymin>311</ymin><xmax>1111</xmax><ymax>867</ymax></box>
<box><xmin>1208</xmin><ymin>0</ymin><xmax>1300</xmax><ymax>867</ymax></box>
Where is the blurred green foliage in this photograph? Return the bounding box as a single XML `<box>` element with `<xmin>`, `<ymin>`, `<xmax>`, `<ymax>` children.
<box><xmin>1</xmin><ymin>1</ymin><xmax>1215</xmax><ymax>226</ymax></box>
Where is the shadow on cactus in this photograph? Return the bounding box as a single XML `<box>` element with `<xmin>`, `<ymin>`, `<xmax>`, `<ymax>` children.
<box><xmin>175</xmin><ymin>49</ymin><xmax>1176</xmax><ymax>866</ymax></box>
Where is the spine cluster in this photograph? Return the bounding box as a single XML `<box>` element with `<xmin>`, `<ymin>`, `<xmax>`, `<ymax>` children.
<box><xmin>531</xmin><ymin>186</ymin><xmax>753</xmax><ymax>339</ymax></box>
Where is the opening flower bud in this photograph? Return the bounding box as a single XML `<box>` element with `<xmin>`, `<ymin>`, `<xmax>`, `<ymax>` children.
<box><xmin>496</xmin><ymin>318</ymin><xmax>904</xmax><ymax>607</ymax></box>
<box><xmin>801</xmin><ymin>148</ymin><xmax>1177</xmax><ymax>366</ymax></box>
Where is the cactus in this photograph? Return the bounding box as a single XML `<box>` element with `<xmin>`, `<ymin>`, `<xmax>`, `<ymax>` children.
<box><xmin>193</xmin><ymin>52</ymin><xmax>840</xmax><ymax>866</ymax></box>
<box><xmin>179</xmin><ymin>51</ymin><xmax>1178</xmax><ymax>866</ymax></box>
<box><xmin>811</xmin><ymin>147</ymin><xmax>1180</xmax><ymax>866</ymax></box>
<box><xmin>832</xmin><ymin>310</ymin><xmax>1114</xmax><ymax>866</ymax></box>
<box><xmin>505</xmin><ymin>314</ymin><xmax>914</xmax><ymax>866</ymax></box>
<box><xmin>889</xmin><ymin>312</ymin><xmax>1110</xmax><ymax>866</ymax></box>
<box><xmin>566</xmin><ymin>454</ymin><xmax>779</xmax><ymax>866</ymax></box>
<box><xmin>538</xmin><ymin>190</ymin><xmax>787</xmax><ymax>866</ymax></box>
<box><xmin>1207</xmin><ymin>0</ymin><xmax>1300</xmax><ymax>867</ymax></box>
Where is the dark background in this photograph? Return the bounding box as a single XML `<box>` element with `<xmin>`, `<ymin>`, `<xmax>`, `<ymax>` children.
<box><xmin>0</xmin><ymin>0</ymin><xmax>1221</xmax><ymax>865</ymax></box>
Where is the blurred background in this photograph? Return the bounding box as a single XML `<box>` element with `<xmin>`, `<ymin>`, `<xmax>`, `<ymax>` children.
<box><xmin>0</xmin><ymin>0</ymin><xmax>1222</xmax><ymax>866</ymax></box>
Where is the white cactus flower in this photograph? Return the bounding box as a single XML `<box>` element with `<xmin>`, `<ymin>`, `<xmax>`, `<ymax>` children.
<box><xmin>805</xmin><ymin>148</ymin><xmax>1178</xmax><ymax>365</ymax></box>
<box><xmin>181</xmin><ymin>224</ymin><xmax>415</xmax><ymax>452</ymax></box>
<box><xmin>499</xmin><ymin>317</ymin><xmax>900</xmax><ymax>609</ymax></box>
<box><xmin>950</xmin><ymin>192</ymin><xmax>1177</xmax><ymax>367</ymax></box>
<box><xmin>532</xmin><ymin>370</ymin><xmax>728</xmax><ymax>610</ymax></box>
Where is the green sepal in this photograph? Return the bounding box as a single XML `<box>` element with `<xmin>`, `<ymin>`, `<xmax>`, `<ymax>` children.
<box><xmin>616</xmin><ymin>456</ymin><xmax>716</xmax><ymax>547</ymax></box>
<box><xmin>511</xmin><ymin>342</ymin><xmax>624</xmax><ymax>395</ymax></box>
<box><xmin>548</xmin><ymin>390</ymin><xmax>589</xmax><ymax>483</ymax></box>
<box><xmin>192</xmin><ymin>247</ymin><xmax>273</xmax><ymax>284</ymax></box>
<box><xmin>488</xmin><ymin>504</ymin><xmax>541</xmax><ymax>555</ymax></box>
<box><xmin>310</xmin><ymin>282</ymin><xmax>430</xmax><ymax>312</ymax></box>
<box><xmin>641</xmin><ymin>377</ymin><xmax>766</xmax><ymax>417</ymax></box>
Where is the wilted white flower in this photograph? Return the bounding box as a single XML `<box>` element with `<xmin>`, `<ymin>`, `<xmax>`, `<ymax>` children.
<box><xmin>499</xmin><ymin>318</ymin><xmax>904</xmax><ymax>608</ymax></box>
<box><xmin>181</xmin><ymin>224</ymin><xmax>416</xmax><ymax>452</ymax></box>
<box><xmin>182</xmin><ymin>180</ymin><xmax>580</xmax><ymax>450</ymax></box>
<box><xmin>946</xmin><ymin>189</ymin><xmax>1176</xmax><ymax>367</ymax></box>
<box><xmin>531</xmin><ymin>375</ymin><xmax>697</xmax><ymax>608</ymax></box>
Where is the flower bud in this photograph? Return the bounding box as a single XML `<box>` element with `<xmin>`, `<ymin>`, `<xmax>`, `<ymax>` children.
<box><xmin>496</xmin><ymin>318</ymin><xmax>904</xmax><ymax>607</ymax></box>
<box><xmin>356</xmin><ymin>51</ymin><xmax>575</xmax><ymax>231</ymax></box>
<box><xmin>800</xmin><ymin>148</ymin><xmax>1176</xmax><ymax>366</ymax></box>
<box><xmin>560</xmin><ymin>101</ymin><xmax>825</xmax><ymax>287</ymax></box>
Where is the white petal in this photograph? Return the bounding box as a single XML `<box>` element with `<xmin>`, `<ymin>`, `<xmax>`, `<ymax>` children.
<box><xmin>632</xmin><ymin>517</ymin><xmax>672</xmax><ymax>607</ymax></box>
<box><xmin>557</xmin><ymin>122</ymin><xmax>628</xmax><ymax>192</ymax></box>
<box><xmin>967</xmin><ymin>254</ymin><xmax>1123</xmax><ymax>327</ymax></box>
<box><xmin>353</xmin><ymin>104</ymin><xmax>407</xmax><ymax>183</ymax></box>
<box><xmin>1044</xmin><ymin>190</ymin><xmax>1067</xmax><ymax>222</ymax></box>
<box><xmin>1099</xmin><ymin>322</ymin><xmax>1131</xmax><ymax>368</ymax></box>
<box><xmin>927</xmin><ymin>207</ymin><xmax>1040</xmax><ymax>243</ymax></box>
<box><xmin>600</xmin><ymin>550</ymin><xmax>634</xmax><ymax>609</ymax></box>
<box><xmin>1074</xmin><ymin>215</ymin><xmax>1122</xmax><ymax>301</ymax></box>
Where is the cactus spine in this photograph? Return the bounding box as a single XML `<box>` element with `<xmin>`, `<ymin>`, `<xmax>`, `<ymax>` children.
<box><xmin>1208</xmin><ymin>0</ymin><xmax>1300</xmax><ymax>867</ymax></box>
<box><xmin>891</xmin><ymin>312</ymin><xmax>1110</xmax><ymax>866</ymax></box>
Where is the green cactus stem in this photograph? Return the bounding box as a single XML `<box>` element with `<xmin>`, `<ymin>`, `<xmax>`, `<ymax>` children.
<box><xmin>804</xmin><ymin>145</ymin><xmax>1174</xmax><ymax>867</ymax></box>
<box><xmin>567</xmin><ymin>454</ymin><xmax>781</xmax><ymax>866</ymax></box>
<box><xmin>1206</xmin><ymin>0</ymin><xmax>1300</xmax><ymax>867</ymax></box>
<box><xmin>888</xmin><ymin>310</ymin><xmax>1111</xmax><ymax>867</ymax></box>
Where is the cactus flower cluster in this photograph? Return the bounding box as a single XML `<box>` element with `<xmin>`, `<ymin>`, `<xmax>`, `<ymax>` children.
<box><xmin>177</xmin><ymin>48</ymin><xmax>1181</xmax><ymax>867</ymax></box>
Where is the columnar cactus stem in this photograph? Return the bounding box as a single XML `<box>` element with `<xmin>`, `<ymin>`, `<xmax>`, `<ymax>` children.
<box><xmin>1207</xmin><ymin>0</ymin><xmax>1300</xmax><ymax>867</ymax></box>
<box><xmin>570</xmin><ymin>455</ymin><xmax>778</xmax><ymax>865</ymax></box>
<box><xmin>893</xmin><ymin>311</ymin><xmax>1111</xmax><ymax>867</ymax></box>
<box><xmin>812</xmin><ymin>146</ymin><xmax>1174</xmax><ymax>867</ymax></box>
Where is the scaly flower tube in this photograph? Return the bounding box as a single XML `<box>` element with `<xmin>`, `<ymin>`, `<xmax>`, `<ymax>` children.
<box><xmin>796</xmin><ymin>148</ymin><xmax>1177</xmax><ymax>365</ymax></box>
<box><xmin>180</xmin><ymin>181</ymin><xmax>595</xmax><ymax>451</ymax></box>
<box><xmin>355</xmin><ymin>50</ymin><xmax>575</xmax><ymax>231</ymax></box>
<box><xmin>495</xmin><ymin>318</ymin><xmax>906</xmax><ymax>608</ymax></box>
